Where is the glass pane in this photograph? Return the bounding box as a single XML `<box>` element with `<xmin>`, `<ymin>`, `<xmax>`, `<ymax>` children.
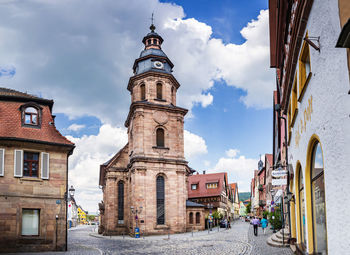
<box><xmin>25</xmin><ymin>114</ymin><xmax>31</xmax><ymax>124</ymax></box>
<box><xmin>32</xmin><ymin>114</ymin><xmax>37</xmax><ymax>124</ymax></box>
<box><xmin>22</xmin><ymin>209</ymin><xmax>39</xmax><ymax>235</ymax></box>
<box><xmin>156</xmin><ymin>176</ymin><xmax>165</xmax><ymax>224</ymax></box>
<box><xmin>305</xmin><ymin>56</ymin><xmax>311</xmax><ymax>76</ymax></box>
<box><xmin>118</xmin><ymin>182</ymin><xmax>124</xmax><ymax>221</ymax></box>
<box><xmin>312</xmin><ymin>143</ymin><xmax>323</xmax><ymax>179</ymax></box>
<box><xmin>299</xmin><ymin>167</ymin><xmax>304</xmax><ymax>190</ymax></box>
<box><xmin>25</xmin><ymin>107</ymin><xmax>37</xmax><ymax>113</ymax></box>
<box><xmin>312</xmin><ymin>173</ymin><xmax>327</xmax><ymax>253</ymax></box>
<box><xmin>32</xmin><ymin>153</ymin><xmax>39</xmax><ymax>161</ymax></box>
<box><xmin>156</xmin><ymin>129</ymin><xmax>164</xmax><ymax>147</ymax></box>
<box><xmin>300</xmin><ymin>188</ymin><xmax>306</xmax><ymax>246</ymax></box>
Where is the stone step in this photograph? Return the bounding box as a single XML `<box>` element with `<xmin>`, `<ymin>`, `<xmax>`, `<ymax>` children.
<box><xmin>276</xmin><ymin>232</ymin><xmax>290</xmax><ymax>240</ymax></box>
<box><xmin>267</xmin><ymin>236</ymin><xmax>290</xmax><ymax>248</ymax></box>
<box><xmin>272</xmin><ymin>234</ymin><xmax>289</xmax><ymax>244</ymax></box>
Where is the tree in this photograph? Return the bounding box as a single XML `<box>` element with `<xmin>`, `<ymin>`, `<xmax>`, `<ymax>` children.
<box><xmin>87</xmin><ymin>215</ymin><xmax>96</xmax><ymax>221</ymax></box>
<box><xmin>245</xmin><ymin>202</ymin><xmax>251</xmax><ymax>215</ymax></box>
<box><xmin>269</xmin><ymin>208</ymin><xmax>282</xmax><ymax>230</ymax></box>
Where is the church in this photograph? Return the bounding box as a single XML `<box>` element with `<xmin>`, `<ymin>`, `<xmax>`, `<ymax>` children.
<box><xmin>98</xmin><ymin>24</ymin><xmax>205</xmax><ymax>235</ymax></box>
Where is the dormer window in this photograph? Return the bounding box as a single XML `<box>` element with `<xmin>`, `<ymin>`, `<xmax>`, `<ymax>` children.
<box><xmin>24</xmin><ymin>107</ymin><xmax>38</xmax><ymax>125</ymax></box>
<box><xmin>20</xmin><ymin>103</ymin><xmax>42</xmax><ymax>128</ymax></box>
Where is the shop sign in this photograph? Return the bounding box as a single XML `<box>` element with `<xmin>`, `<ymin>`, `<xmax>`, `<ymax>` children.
<box><xmin>272</xmin><ymin>179</ymin><xmax>287</xmax><ymax>186</ymax></box>
<box><xmin>271</xmin><ymin>170</ymin><xmax>288</xmax><ymax>177</ymax></box>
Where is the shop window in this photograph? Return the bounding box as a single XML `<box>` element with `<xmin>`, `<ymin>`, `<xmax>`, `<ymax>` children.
<box><xmin>311</xmin><ymin>142</ymin><xmax>327</xmax><ymax>253</ymax></box>
<box><xmin>22</xmin><ymin>209</ymin><xmax>40</xmax><ymax>236</ymax></box>
<box><xmin>196</xmin><ymin>212</ymin><xmax>200</xmax><ymax>224</ymax></box>
<box><xmin>298</xmin><ymin>166</ymin><xmax>306</xmax><ymax>248</ymax></box>
<box><xmin>156</xmin><ymin>83</ymin><xmax>163</xmax><ymax>100</ymax></box>
<box><xmin>298</xmin><ymin>35</ymin><xmax>312</xmax><ymax>102</ymax></box>
<box><xmin>189</xmin><ymin>212</ymin><xmax>193</xmax><ymax>224</ymax></box>
<box><xmin>206</xmin><ymin>182</ymin><xmax>218</xmax><ymax>189</ymax></box>
<box><xmin>140</xmin><ymin>84</ymin><xmax>146</xmax><ymax>100</ymax></box>
<box><xmin>156</xmin><ymin>175</ymin><xmax>165</xmax><ymax>225</ymax></box>
<box><xmin>156</xmin><ymin>128</ymin><xmax>164</xmax><ymax>147</ymax></box>
<box><xmin>118</xmin><ymin>181</ymin><xmax>124</xmax><ymax>224</ymax></box>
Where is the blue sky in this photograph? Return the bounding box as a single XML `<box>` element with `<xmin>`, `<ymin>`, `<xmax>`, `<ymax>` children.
<box><xmin>0</xmin><ymin>0</ymin><xmax>274</xmax><ymax>213</ymax></box>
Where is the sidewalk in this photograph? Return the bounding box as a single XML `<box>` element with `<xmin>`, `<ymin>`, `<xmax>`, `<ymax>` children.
<box><xmin>248</xmin><ymin>225</ymin><xmax>293</xmax><ymax>255</ymax></box>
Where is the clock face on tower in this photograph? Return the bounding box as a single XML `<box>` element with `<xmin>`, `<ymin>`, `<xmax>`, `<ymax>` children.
<box><xmin>153</xmin><ymin>61</ymin><xmax>164</xmax><ymax>69</ymax></box>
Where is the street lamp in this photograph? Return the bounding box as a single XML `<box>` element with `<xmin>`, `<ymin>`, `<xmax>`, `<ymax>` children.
<box><xmin>207</xmin><ymin>203</ymin><xmax>213</xmax><ymax>231</ymax></box>
<box><xmin>69</xmin><ymin>185</ymin><xmax>75</xmax><ymax>198</ymax></box>
<box><xmin>130</xmin><ymin>206</ymin><xmax>143</xmax><ymax>229</ymax></box>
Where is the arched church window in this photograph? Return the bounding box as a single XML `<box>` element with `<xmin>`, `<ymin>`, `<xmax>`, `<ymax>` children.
<box><xmin>189</xmin><ymin>212</ymin><xmax>193</xmax><ymax>224</ymax></box>
<box><xmin>156</xmin><ymin>128</ymin><xmax>164</xmax><ymax>147</ymax></box>
<box><xmin>118</xmin><ymin>181</ymin><xmax>124</xmax><ymax>224</ymax></box>
<box><xmin>156</xmin><ymin>83</ymin><xmax>162</xmax><ymax>100</ymax></box>
<box><xmin>156</xmin><ymin>175</ymin><xmax>165</xmax><ymax>225</ymax></box>
<box><xmin>140</xmin><ymin>84</ymin><xmax>146</xmax><ymax>100</ymax></box>
<box><xmin>311</xmin><ymin>142</ymin><xmax>327</xmax><ymax>253</ymax></box>
<box><xmin>196</xmin><ymin>212</ymin><xmax>200</xmax><ymax>224</ymax></box>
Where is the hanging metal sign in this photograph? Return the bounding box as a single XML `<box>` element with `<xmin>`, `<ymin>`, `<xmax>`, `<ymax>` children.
<box><xmin>271</xmin><ymin>170</ymin><xmax>288</xmax><ymax>177</ymax></box>
<box><xmin>272</xmin><ymin>178</ymin><xmax>287</xmax><ymax>186</ymax></box>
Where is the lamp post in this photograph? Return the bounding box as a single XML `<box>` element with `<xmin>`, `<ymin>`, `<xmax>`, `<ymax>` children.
<box><xmin>130</xmin><ymin>206</ymin><xmax>143</xmax><ymax>238</ymax></box>
<box><xmin>274</xmin><ymin>103</ymin><xmax>292</xmax><ymax>243</ymax></box>
<box><xmin>207</xmin><ymin>203</ymin><xmax>213</xmax><ymax>232</ymax></box>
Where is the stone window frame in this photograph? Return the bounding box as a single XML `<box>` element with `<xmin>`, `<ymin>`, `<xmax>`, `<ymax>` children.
<box><xmin>155</xmin><ymin>81</ymin><xmax>166</xmax><ymax>102</ymax></box>
<box><xmin>153</xmin><ymin>125</ymin><xmax>169</xmax><ymax>149</ymax></box>
<box><xmin>140</xmin><ymin>83</ymin><xmax>146</xmax><ymax>101</ymax></box>
<box><xmin>155</xmin><ymin>173</ymin><xmax>167</xmax><ymax>226</ymax></box>
<box><xmin>19</xmin><ymin>102</ymin><xmax>42</xmax><ymax>129</ymax></box>
<box><xmin>20</xmin><ymin>207</ymin><xmax>43</xmax><ymax>238</ymax></box>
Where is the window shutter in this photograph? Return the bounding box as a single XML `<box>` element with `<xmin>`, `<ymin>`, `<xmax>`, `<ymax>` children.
<box><xmin>0</xmin><ymin>149</ymin><xmax>4</xmax><ymax>176</ymax></box>
<box><xmin>14</xmin><ymin>150</ymin><xmax>23</xmax><ymax>177</ymax></box>
<box><xmin>41</xmin><ymin>152</ymin><xmax>49</xmax><ymax>180</ymax></box>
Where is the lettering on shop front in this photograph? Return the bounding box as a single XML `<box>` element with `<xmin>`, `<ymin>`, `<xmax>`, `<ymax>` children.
<box><xmin>295</xmin><ymin>95</ymin><xmax>313</xmax><ymax>147</ymax></box>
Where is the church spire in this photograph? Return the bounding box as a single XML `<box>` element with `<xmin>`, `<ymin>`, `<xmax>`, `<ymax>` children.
<box><xmin>142</xmin><ymin>14</ymin><xmax>163</xmax><ymax>50</ymax></box>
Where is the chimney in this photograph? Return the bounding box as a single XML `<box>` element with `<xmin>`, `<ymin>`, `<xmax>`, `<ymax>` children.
<box><xmin>203</xmin><ymin>170</ymin><xmax>206</xmax><ymax>174</ymax></box>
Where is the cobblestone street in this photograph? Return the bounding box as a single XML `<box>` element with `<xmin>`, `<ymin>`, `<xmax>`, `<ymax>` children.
<box><xmin>11</xmin><ymin>220</ymin><xmax>294</xmax><ymax>255</ymax></box>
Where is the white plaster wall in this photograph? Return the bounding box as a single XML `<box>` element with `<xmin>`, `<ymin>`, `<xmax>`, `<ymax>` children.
<box><xmin>288</xmin><ymin>0</ymin><xmax>350</xmax><ymax>254</ymax></box>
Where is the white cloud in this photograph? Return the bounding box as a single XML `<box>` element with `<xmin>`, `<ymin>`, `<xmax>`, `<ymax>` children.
<box><xmin>0</xmin><ymin>1</ymin><xmax>273</xmax><ymax>126</ymax></box>
<box><xmin>226</xmin><ymin>149</ymin><xmax>239</xmax><ymax>158</ymax></box>
<box><xmin>67</xmin><ymin>123</ymin><xmax>85</xmax><ymax>132</ymax></box>
<box><xmin>208</xmin><ymin>149</ymin><xmax>258</xmax><ymax>192</ymax></box>
<box><xmin>66</xmin><ymin>124</ymin><xmax>128</xmax><ymax>213</ymax></box>
<box><xmin>184</xmin><ymin>130</ymin><xmax>208</xmax><ymax>159</ymax></box>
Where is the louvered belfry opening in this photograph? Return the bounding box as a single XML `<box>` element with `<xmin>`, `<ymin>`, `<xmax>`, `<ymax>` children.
<box><xmin>156</xmin><ymin>128</ymin><xmax>164</xmax><ymax>147</ymax></box>
<box><xmin>118</xmin><ymin>181</ymin><xmax>124</xmax><ymax>223</ymax></box>
<box><xmin>156</xmin><ymin>83</ymin><xmax>162</xmax><ymax>99</ymax></box>
<box><xmin>156</xmin><ymin>175</ymin><xmax>165</xmax><ymax>225</ymax></box>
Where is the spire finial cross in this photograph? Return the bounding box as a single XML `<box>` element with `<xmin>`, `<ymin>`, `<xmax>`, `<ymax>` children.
<box><xmin>149</xmin><ymin>12</ymin><xmax>156</xmax><ymax>32</ymax></box>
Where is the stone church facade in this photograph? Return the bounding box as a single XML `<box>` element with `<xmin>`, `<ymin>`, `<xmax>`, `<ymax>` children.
<box><xmin>98</xmin><ymin>24</ymin><xmax>201</xmax><ymax>235</ymax></box>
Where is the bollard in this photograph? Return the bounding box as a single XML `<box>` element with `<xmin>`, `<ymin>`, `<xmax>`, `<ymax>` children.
<box><xmin>191</xmin><ymin>228</ymin><xmax>193</xmax><ymax>237</ymax></box>
<box><xmin>168</xmin><ymin>231</ymin><xmax>170</xmax><ymax>240</ymax></box>
<box><xmin>123</xmin><ymin>232</ymin><xmax>124</xmax><ymax>239</ymax></box>
<box><xmin>218</xmin><ymin>225</ymin><xmax>219</xmax><ymax>232</ymax></box>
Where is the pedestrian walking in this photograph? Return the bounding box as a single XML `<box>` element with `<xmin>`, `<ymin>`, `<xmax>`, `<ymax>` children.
<box><xmin>251</xmin><ymin>216</ymin><xmax>260</xmax><ymax>236</ymax></box>
<box><xmin>261</xmin><ymin>216</ymin><xmax>268</xmax><ymax>235</ymax></box>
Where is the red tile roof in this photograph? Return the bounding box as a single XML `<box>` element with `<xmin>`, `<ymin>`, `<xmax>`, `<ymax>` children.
<box><xmin>0</xmin><ymin>88</ymin><xmax>74</xmax><ymax>147</ymax></box>
<box><xmin>188</xmin><ymin>172</ymin><xmax>227</xmax><ymax>198</ymax></box>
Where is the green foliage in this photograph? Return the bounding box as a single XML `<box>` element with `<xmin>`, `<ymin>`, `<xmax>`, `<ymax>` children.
<box><xmin>245</xmin><ymin>201</ymin><xmax>251</xmax><ymax>214</ymax></box>
<box><xmin>212</xmin><ymin>211</ymin><xmax>223</xmax><ymax>220</ymax></box>
<box><xmin>262</xmin><ymin>210</ymin><xmax>269</xmax><ymax>218</ymax></box>
<box><xmin>87</xmin><ymin>215</ymin><xmax>96</xmax><ymax>221</ymax></box>
<box><xmin>239</xmin><ymin>192</ymin><xmax>251</xmax><ymax>202</ymax></box>
<box><xmin>269</xmin><ymin>208</ymin><xmax>282</xmax><ymax>230</ymax></box>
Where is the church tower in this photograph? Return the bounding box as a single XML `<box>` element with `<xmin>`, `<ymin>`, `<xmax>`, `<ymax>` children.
<box><xmin>99</xmin><ymin>23</ymin><xmax>190</xmax><ymax>235</ymax></box>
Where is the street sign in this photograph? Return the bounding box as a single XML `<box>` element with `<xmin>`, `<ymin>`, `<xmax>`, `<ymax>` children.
<box><xmin>272</xmin><ymin>178</ymin><xmax>287</xmax><ymax>186</ymax></box>
<box><xmin>271</xmin><ymin>170</ymin><xmax>288</xmax><ymax>177</ymax></box>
